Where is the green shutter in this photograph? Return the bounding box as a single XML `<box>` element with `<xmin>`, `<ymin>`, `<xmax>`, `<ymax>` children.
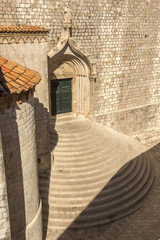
<box><xmin>51</xmin><ymin>79</ymin><xmax>72</xmax><ymax>115</ymax></box>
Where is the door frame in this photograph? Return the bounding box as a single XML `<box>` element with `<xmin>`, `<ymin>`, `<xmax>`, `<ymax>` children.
<box><xmin>50</xmin><ymin>78</ymin><xmax>72</xmax><ymax>116</ymax></box>
<box><xmin>48</xmin><ymin>39</ymin><xmax>96</xmax><ymax>119</ymax></box>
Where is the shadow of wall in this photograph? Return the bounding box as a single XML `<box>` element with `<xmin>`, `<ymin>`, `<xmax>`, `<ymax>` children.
<box><xmin>57</xmin><ymin>143</ymin><xmax>159</xmax><ymax>240</ymax></box>
<box><xmin>32</xmin><ymin>97</ymin><xmax>58</xmax><ymax>240</ymax></box>
<box><xmin>0</xmin><ymin>106</ymin><xmax>26</xmax><ymax>240</ymax></box>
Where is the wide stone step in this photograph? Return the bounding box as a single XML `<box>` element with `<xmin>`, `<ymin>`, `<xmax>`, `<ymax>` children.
<box><xmin>39</xmin><ymin>155</ymin><xmax>137</xmax><ymax>181</ymax></box>
<box><xmin>52</xmin><ymin>137</ymin><xmax>132</xmax><ymax>164</ymax></box>
<box><xmin>52</xmin><ymin>129</ymin><xmax>109</xmax><ymax>153</ymax></box>
<box><xmin>53</xmin><ymin>149</ymin><xmax>132</xmax><ymax>170</ymax></box>
<box><xmin>39</xmin><ymin>157</ymin><xmax>141</xmax><ymax>201</ymax></box>
<box><xmin>44</xmin><ymin>168</ymin><xmax>154</xmax><ymax>229</ymax></box>
<box><xmin>52</xmin><ymin>121</ymin><xmax>94</xmax><ymax>136</ymax></box>
<box><xmin>43</xmin><ymin>168</ymin><xmax>154</xmax><ymax>230</ymax></box>
<box><xmin>50</xmin><ymin>149</ymin><xmax>134</xmax><ymax>171</ymax></box>
<box><xmin>50</xmin><ymin>123</ymin><xmax>102</xmax><ymax>145</ymax></box>
<box><xmin>44</xmin><ymin>201</ymin><xmax>142</xmax><ymax>230</ymax></box>
<box><xmin>40</xmin><ymin>155</ymin><xmax>151</xmax><ymax>208</ymax></box>
<box><xmin>43</xmin><ymin>151</ymin><xmax>135</xmax><ymax>187</ymax></box>
<box><xmin>43</xmin><ymin>155</ymin><xmax>150</xmax><ymax>213</ymax></box>
<box><xmin>40</xmin><ymin>114</ymin><xmax>155</xmax><ymax>231</ymax></box>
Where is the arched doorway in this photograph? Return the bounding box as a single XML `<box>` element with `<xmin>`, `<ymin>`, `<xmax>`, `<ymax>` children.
<box><xmin>48</xmin><ymin>40</ymin><xmax>96</xmax><ymax>117</ymax></box>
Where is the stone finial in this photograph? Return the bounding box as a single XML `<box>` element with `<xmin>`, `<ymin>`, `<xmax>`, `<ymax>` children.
<box><xmin>63</xmin><ymin>7</ymin><xmax>72</xmax><ymax>30</ymax></box>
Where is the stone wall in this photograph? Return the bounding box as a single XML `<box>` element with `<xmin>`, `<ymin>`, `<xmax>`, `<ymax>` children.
<box><xmin>0</xmin><ymin>132</ymin><xmax>11</xmax><ymax>240</ymax></box>
<box><xmin>0</xmin><ymin>92</ymin><xmax>42</xmax><ymax>240</ymax></box>
<box><xmin>96</xmin><ymin>103</ymin><xmax>160</xmax><ymax>135</ymax></box>
<box><xmin>0</xmin><ymin>0</ymin><xmax>159</xmax><ymax>135</ymax></box>
<box><xmin>0</xmin><ymin>40</ymin><xmax>51</xmax><ymax>170</ymax></box>
<box><xmin>0</xmin><ymin>39</ymin><xmax>49</xmax><ymax>110</ymax></box>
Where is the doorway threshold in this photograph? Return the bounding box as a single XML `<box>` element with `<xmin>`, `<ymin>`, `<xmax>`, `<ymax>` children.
<box><xmin>50</xmin><ymin>112</ymin><xmax>85</xmax><ymax>124</ymax></box>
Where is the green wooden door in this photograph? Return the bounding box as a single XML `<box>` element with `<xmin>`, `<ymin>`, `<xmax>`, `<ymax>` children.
<box><xmin>51</xmin><ymin>78</ymin><xmax>72</xmax><ymax>115</ymax></box>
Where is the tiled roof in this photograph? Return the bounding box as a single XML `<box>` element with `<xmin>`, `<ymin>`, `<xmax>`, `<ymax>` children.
<box><xmin>0</xmin><ymin>56</ymin><xmax>41</xmax><ymax>95</ymax></box>
<box><xmin>0</xmin><ymin>25</ymin><xmax>49</xmax><ymax>33</ymax></box>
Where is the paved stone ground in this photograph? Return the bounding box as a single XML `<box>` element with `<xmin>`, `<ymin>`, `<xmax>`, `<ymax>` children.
<box><xmin>46</xmin><ymin>141</ymin><xmax>160</xmax><ymax>240</ymax></box>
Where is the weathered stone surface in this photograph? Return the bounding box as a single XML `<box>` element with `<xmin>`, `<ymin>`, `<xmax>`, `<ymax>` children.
<box><xmin>0</xmin><ymin>0</ymin><xmax>159</xmax><ymax>136</ymax></box>
<box><xmin>0</xmin><ymin>94</ymin><xmax>42</xmax><ymax>240</ymax></box>
<box><xmin>0</xmin><ymin>1</ymin><xmax>160</xmax><ymax>239</ymax></box>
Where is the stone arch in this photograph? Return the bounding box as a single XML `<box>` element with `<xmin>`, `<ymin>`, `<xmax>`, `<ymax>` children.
<box><xmin>18</xmin><ymin>37</ymin><xmax>25</xmax><ymax>43</ymax></box>
<box><xmin>2</xmin><ymin>37</ymin><xmax>9</xmax><ymax>44</ymax></box>
<box><xmin>33</xmin><ymin>37</ymin><xmax>40</xmax><ymax>43</ymax></box>
<box><xmin>26</xmin><ymin>37</ymin><xmax>32</xmax><ymax>43</ymax></box>
<box><xmin>10</xmin><ymin>37</ymin><xmax>16</xmax><ymax>43</ymax></box>
<box><xmin>40</xmin><ymin>36</ymin><xmax>47</xmax><ymax>43</ymax></box>
<box><xmin>48</xmin><ymin>40</ymin><xmax>96</xmax><ymax>117</ymax></box>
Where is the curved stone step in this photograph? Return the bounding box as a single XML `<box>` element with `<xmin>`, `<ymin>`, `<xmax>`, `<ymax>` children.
<box><xmin>39</xmin><ymin>152</ymin><xmax>146</xmax><ymax>197</ymax></box>
<box><xmin>44</xmin><ymin>163</ymin><xmax>155</xmax><ymax>229</ymax></box>
<box><xmin>49</xmin><ymin>153</ymin><xmax>139</xmax><ymax>187</ymax></box>
<box><xmin>39</xmin><ymin>159</ymin><xmax>138</xmax><ymax>203</ymax></box>
<box><xmin>41</xmin><ymin>155</ymin><xmax>137</xmax><ymax>181</ymax></box>
<box><xmin>48</xmin><ymin>155</ymin><xmax>150</xmax><ymax>210</ymax></box>
<box><xmin>53</xmin><ymin>136</ymin><xmax>134</xmax><ymax>165</ymax></box>
<box><xmin>52</xmin><ymin>129</ymin><xmax>110</xmax><ymax>153</ymax></box>
<box><xmin>40</xmin><ymin>114</ymin><xmax>155</xmax><ymax>231</ymax></box>
<box><xmin>44</xmin><ymin>201</ymin><xmax>143</xmax><ymax>230</ymax></box>
<box><xmin>40</xmin><ymin>155</ymin><xmax>148</xmax><ymax>211</ymax></box>
<box><xmin>50</xmin><ymin>124</ymin><xmax>106</xmax><ymax>150</ymax></box>
<box><xmin>39</xmin><ymin>157</ymin><xmax>141</xmax><ymax>202</ymax></box>
<box><xmin>51</xmin><ymin>148</ymin><xmax>134</xmax><ymax>172</ymax></box>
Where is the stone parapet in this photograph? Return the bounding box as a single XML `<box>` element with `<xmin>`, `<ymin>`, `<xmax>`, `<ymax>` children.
<box><xmin>95</xmin><ymin>103</ymin><xmax>160</xmax><ymax>135</ymax></box>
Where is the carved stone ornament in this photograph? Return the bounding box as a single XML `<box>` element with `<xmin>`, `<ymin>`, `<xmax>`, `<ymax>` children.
<box><xmin>47</xmin><ymin>7</ymin><xmax>97</xmax><ymax>81</ymax></box>
<box><xmin>0</xmin><ymin>33</ymin><xmax>49</xmax><ymax>44</ymax></box>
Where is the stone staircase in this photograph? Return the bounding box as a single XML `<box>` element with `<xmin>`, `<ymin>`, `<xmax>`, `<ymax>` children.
<box><xmin>39</xmin><ymin>113</ymin><xmax>155</xmax><ymax>236</ymax></box>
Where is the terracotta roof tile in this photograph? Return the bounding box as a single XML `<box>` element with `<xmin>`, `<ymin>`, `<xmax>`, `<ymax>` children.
<box><xmin>16</xmin><ymin>79</ymin><xmax>26</xmax><ymax>86</ymax></box>
<box><xmin>0</xmin><ymin>56</ymin><xmax>41</xmax><ymax>95</ymax></box>
<box><xmin>6</xmin><ymin>82</ymin><xmax>12</xmax><ymax>89</ymax></box>
<box><xmin>19</xmin><ymin>75</ymin><xmax>30</xmax><ymax>82</ymax></box>
<box><xmin>5</xmin><ymin>72</ymin><xmax>17</xmax><ymax>81</ymax></box>
<box><xmin>9</xmin><ymin>71</ymin><xmax>19</xmax><ymax>78</ymax></box>
<box><xmin>1</xmin><ymin>66</ymin><xmax>11</xmax><ymax>73</ymax></box>
<box><xmin>0</xmin><ymin>57</ymin><xmax>7</xmax><ymax>65</ymax></box>
<box><xmin>0</xmin><ymin>25</ymin><xmax>49</xmax><ymax>34</ymax></box>
<box><xmin>4</xmin><ymin>60</ymin><xmax>18</xmax><ymax>69</ymax></box>
<box><xmin>27</xmin><ymin>81</ymin><xmax>36</xmax><ymax>87</ymax></box>
<box><xmin>23</xmin><ymin>71</ymin><xmax>35</xmax><ymax>78</ymax></box>
<box><xmin>30</xmin><ymin>74</ymin><xmax>41</xmax><ymax>83</ymax></box>
<box><xmin>13</xmin><ymin>66</ymin><xmax>25</xmax><ymax>74</ymax></box>
<box><xmin>4</xmin><ymin>75</ymin><xmax>13</xmax><ymax>83</ymax></box>
<box><xmin>21</xmin><ymin>73</ymin><xmax>32</xmax><ymax>80</ymax></box>
<box><xmin>24</xmin><ymin>83</ymin><xmax>31</xmax><ymax>89</ymax></box>
<box><xmin>10</xmin><ymin>81</ymin><xmax>21</xmax><ymax>89</ymax></box>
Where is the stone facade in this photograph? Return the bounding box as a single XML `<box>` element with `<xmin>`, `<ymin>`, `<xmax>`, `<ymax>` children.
<box><xmin>0</xmin><ymin>1</ymin><xmax>160</xmax><ymax>239</ymax></box>
<box><xmin>0</xmin><ymin>0</ymin><xmax>159</xmax><ymax>143</ymax></box>
<box><xmin>0</xmin><ymin>39</ymin><xmax>51</xmax><ymax>170</ymax></box>
<box><xmin>0</xmin><ymin>91</ymin><xmax>42</xmax><ymax>240</ymax></box>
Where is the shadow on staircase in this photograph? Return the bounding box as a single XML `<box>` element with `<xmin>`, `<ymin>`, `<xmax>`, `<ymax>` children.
<box><xmin>56</xmin><ymin>142</ymin><xmax>159</xmax><ymax>240</ymax></box>
<box><xmin>37</xmin><ymin>111</ymin><xmax>159</xmax><ymax>240</ymax></box>
<box><xmin>33</xmin><ymin>98</ymin><xmax>59</xmax><ymax>240</ymax></box>
<box><xmin>41</xmin><ymin>117</ymin><xmax>59</xmax><ymax>240</ymax></box>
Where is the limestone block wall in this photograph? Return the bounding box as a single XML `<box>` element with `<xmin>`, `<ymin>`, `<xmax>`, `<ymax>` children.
<box><xmin>0</xmin><ymin>40</ymin><xmax>49</xmax><ymax>109</ymax></box>
<box><xmin>0</xmin><ymin>93</ymin><xmax>42</xmax><ymax>240</ymax></box>
<box><xmin>0</xmin><ymin>40</ymin><xmax>51</xmax><ymax>170</ymax></box>
<box><xmin>0</xmin><ymin>0</ymin><xmax>159</xmax><ymax>135</ymax></box>
<box><xmin>96</xmin><ymin>103</ymin><xmax>160</xmax><ymax>135</ymax></box>
<box><xmin>0</xmin><ymin>133</ymin><xmax>11</xmax><ymax>240</ymax></box>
